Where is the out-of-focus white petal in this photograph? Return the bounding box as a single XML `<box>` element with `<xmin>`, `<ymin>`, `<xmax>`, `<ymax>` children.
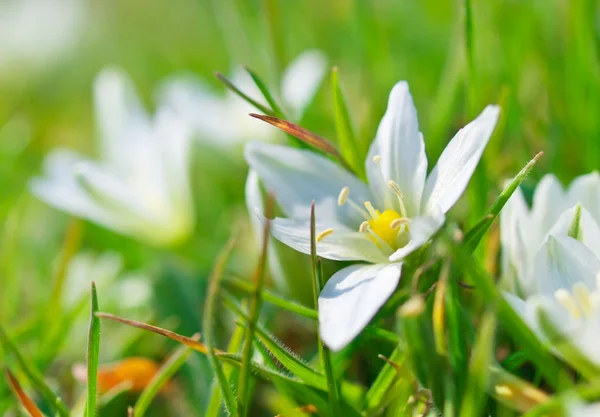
<box><xmin>500</xmin><ymin>186</ymin><xmax>530</xmax><ymax>290</ymax></box>
<box><xmin>388</xmin><ymin>208</ymin><xmax>445</xmax><ymax>262</ymax></box>
<box><xmin>422</xmin><ymin>105</ymin><xmax>500</xmax><ymax>214</ymax></box>
<box><xmin>547</xmin><ymin>205</ymin><xmax>600</xmax><ymax>260</ymax></box>
<box><xmin>530</xmin><ymin>174</ymin><xmax>566</xmax><ymax>246</ymax></box>
<box><xmin>245</xmin><ymin>169</ymin><xmax>265</xmax><ymax>243</ymax></box>
<box><xmin>281</xmin><ymin>50</ymin><xmax>327</xmax><ymax>116</ymax></box>
<box><xmin>565</xmin><ymin>397</ymin><xmax>600</xmax><ymax>417</ymax></box>
<box><xmin>533</xmin><ymin>235</ymin><xmax>600</xmax><ymax>296</ymax></box>
<box><xmin>93</xmin><ymin>68</ymin><xmax>151</xmax><ymax>166</ymax></box>
<box><xmin>245</xmin><ymin>141</ymin><xmax>371</xmax><ymax>225</ymax></box>
<box><xmin>270</xmin><ymin>217</ymin><xmax>388</xmax><ymax>263</ymax></box>
<box><xmin>566</xmin><ymin>172</ymin><xmax>600</xmax><ymax>221</ymax></box>
<box><xmin>366</xmin><ymin>81</ymin><xmax>427</xmax><ymax>217</ymax></box>
<box><xmin>319</xmin><ymin>263</ymin><xmax>402</xmax><ymax>351</ymax></box>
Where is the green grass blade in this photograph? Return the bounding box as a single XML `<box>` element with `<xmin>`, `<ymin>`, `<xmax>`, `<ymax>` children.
<box><xmin>203</xmin><ymin>237</ymin><xmax>238</xmax><ymax>416</ymax></box>
<box><xmin>86</xmin><ymin>281</ymin><xmax>101</xmax><ymax>417</ymax></box>
<box><xmin>464</xmin><ymin>151</ymin><xmax>543</xmax><ymax>252</ymax></box>
<box><xmin>215</xmin><ymin>72</ymin><xmax>275</xmax><ymax>116</ymax></box>
<box><xmin>309</xmin><ymin>202</ymin><xmax>341</xmax><ymax>413</ymax></box>
<box><xmin>459</xmin><ymin>311</ymin><xmax>496</xmax><ymax>417</ymax></box>
<box><xmin>0</xmin><ymin>326</ymin><xmax>70</xmax><ymax>417</ymax></box>
<box><xmin>4</xmin><ymin>366</ymin><xmax>44</xmax><ymax>417</ymax></box>
<box><xmin>237</xmin><ymin>196</ymin><xmax>272</xmax><ymax>416</ymax></box>
<box><xmin>364</xmin><ymin>346</ymin><xmax>405</xmax><ymax>412</ymax></box>
<box><xmin>331</xmin><ymin>67</ymin><xmax>363</xmax><ymax>177</ymax></box>
<box><xmin>134</xmin><ymin>340</ymin><xmax>197</xmax><ymax>417</ymax></box>
<box><xmin>244</xmin><ymin>66</ymin><xmax>285</xmax><ymax>118</ymax></box>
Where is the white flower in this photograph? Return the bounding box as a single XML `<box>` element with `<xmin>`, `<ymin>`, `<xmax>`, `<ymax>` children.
<box><xmin>30</xmin><ymin>68</ymin><xmax>195</xmax><ymax>247</ymax></box>
<box><xmin>565</xmin><ymin>397</ymin><xmax>600</xmax><ymax>417</ymax></box>
<box><xmin>506</xmin><ymin>235</ymin><xmax>600</xmax><ymax>369</ymax></box>
<box><xmin>246</xmin><ymin>81</ymin><xmax>500</xmax><ymax>350</ymax></box>
<box><xmin>0</xmin><ymin>0</ymin><xmax>85</xmax><ymax>73</ymax></box>
<box><xmin>158</xmin><ymin>50</ymin><xmax>327</xmax><ymax>146</ymax></box>
<box><xmin>501</xmin><ymin>172</ymin><xmax>600</xmax><ymax>296</ymax></box>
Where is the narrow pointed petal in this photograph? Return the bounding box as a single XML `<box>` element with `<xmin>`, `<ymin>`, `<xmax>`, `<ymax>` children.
<box><xmin>500</xmin><ymin>186</ymin><xmax>530</xmax><ymax>287</ymax></box>
<box><xmin>530</xmin><ymin>174</ymin><xmax>566</xmax><ymax>245</ymax></box>
<box><xmin>270</xmin><ymin>217</ymin><xmax>388</xmax><ymax>263</ymax></box>
<box><xmin>245</xmin><ymin>169</ymin><xmax>265</xmax><ymax>242</ymax></box>
<box><xmin>533</xmin><ymin>235</ymin><xmax>600</xmax><ymax>296</ymax></box>
<box><xmin>245</xmin><ymin>141</ymin><xmax>371</xmax><ymax>225</ymax></box>
<box><xmin>94</xmin><ymin>68</ymin><xmax>151</xmax><ymax>165</ymax></box>
<box><xmin>366</xmin><ymin>81</ymin><xmax>427</xmax><ymax>216</ymax></box>
<box><xmin>388</xmin><ymin>209</ymin><xmax>445</xmax><ymax>262</ymax></box>
<box><xmin>281</xmin><ymin>50</ymin><xmax>327</xmax><ymax>116</ymax></box>
<box><xmin>422</xmin><ymin>105</ymin><xmax>500</xmax><ymax>214</ymax></box>
<box><xmin>319</xmin><ymin>263</ymin><xmax>402</xmax><ymax>351</ymax></box>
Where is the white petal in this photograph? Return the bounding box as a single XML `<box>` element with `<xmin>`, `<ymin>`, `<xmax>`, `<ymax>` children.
<box><xmin>270</xmin><ymin>217</ymin><xmax>388</xmax><ymax>263</ymax></box>
<box><xmin>422</xmin><ymin>105</ymin><xmax>500</xmax><ymax>214</ymax></box>
<box><xmin>565</xmin><ymin>397</ymin><xmax>600</xmax><ymax>417</ymax></box>
<box><xmin>388</xmin><ymin>209</ymin><xmax>445</xmax><ymax>262</ymax></box>
<box><xmin>157</xmin><ymin>74</ymin><xmax>238</xmax><ymax>143</ymax></box>
<box><xmin>245</xmin><ymin>141</ymin><xmax>371</xmax><ymax>225</ymax></box>
<box><xmin>530</xmin><ymin>174</ymin><xmax>566</xmax><ymax>246</ymax></box>
<box><xmin>547</xmin><ymin>205</ymin><xmax>600</xmax><ymax>260</ymax></box>
<box><xmin>500</xmin><ymin>186</ymin><xmax>530</xmax><ymax>290</ymax></box>
<box><xmin>281</xmin><ymin>50</ymin><xmax>327</xmax><ymax>117</ymax></box>
<box><xmin>93</xmin><ymin>68</ymin><xmax>151</xmax><ymax>166</ymax></box>
<box><xmin>319</xmin><ymin>263</ymin><xmax>402</xmax><ymax>351</ymax></box>
<box><xmin>533</xmin><ymin>235</ymin><xmax>600</xmax><ymax>296</ymax></box>
<box><xmin>245</xmin><ymin>169</ymin><xmax>265</xmax><ymax>243</ymax></box>
<box><xmin>366</xmin><ymin>81</ymin><xmax>427</xmax><ymax>217</ymax></box>
<box><xmin>566</xmin><ymin>172</ymin><xmax>600</xmax><ymax>221</ymax></box>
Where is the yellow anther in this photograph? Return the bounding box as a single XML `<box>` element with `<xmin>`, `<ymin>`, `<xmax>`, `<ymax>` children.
<box><xmin>390</xmin><ymin>218</ymin><xmax>410</xmax><ymax>230</ymax></box>
<box><xmin>554</xmin><ymin>289</ymin><xmax>581</xmax><ymax>318</ymax></box>
<box><xmin>573</xmin><ymin>283</ymin><xmax>593</xmax><ymax>316</ymax></box>
<box><xmin>494</xmin><ymin>385</ymin><xmax>513</xmax><ymax>397</ymax></box>
<box><xmin>372</xmin><ymin>155</ymin><xmax>382</xmax><ymax>164</ymax></box>
<box><xmin>399</xmin><ymin>296</ymin><xmax>425</xmax><ymax>317</ymax></box>
<box><xmin>337</xmin><ymin>186</ymin><xmax>350</xmax><ymax>206</ymax></box>
<box><xmin>387</xmin><ymin>180</ymin><xmax>404</xmax><ymax>198</ymax></box>
<box><xmin>364</xmin><ymin>201</ymin><xmax>379</xmax><ymax>219</ymax></box>
<box><xmin>316</xmin><ymin>228</ymin><xmax>334</xmax><ymax>242</ymax></box>
<box><xmin>359</xmin><ymin>221</ymin><xmax>369</xmax><ymax>233</ymax></box>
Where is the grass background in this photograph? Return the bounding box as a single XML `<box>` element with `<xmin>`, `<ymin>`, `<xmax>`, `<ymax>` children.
<box><xmin>1</xmin><ymin>0</ymin><xmax>598</xmax><ymax>415</ymax></box>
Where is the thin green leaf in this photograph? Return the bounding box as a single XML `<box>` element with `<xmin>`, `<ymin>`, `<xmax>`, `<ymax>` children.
<box><xmin>203</xmin><ymin>237</ymin><xmax>239</xmax><ymax>416</ymax></box>
<box><xmin>464</xmin><ymin>151</ymin><xmax>543</xmax><ymax>252</ymax></box>
<box><xmin>364</xmin><ymin>346</ymin><xmax>406</xmax><ymax>413</ymax></box>
<box><xmin>244</xmin><ymin>66</ymin><xmax>285</xmax><ymax>118</ymax></box>
<box><xmin>310</xmin><ymin>202</ymin><xmax>341</xmax><ymax>414</ymax></box>
<box><xmin>568</xmin><ymin>203</ymin><xmax>583</xmax><ymax>240</ymax></box>
<box><xmin>215</xmin><ymin>72</ymin><xmax>275</xmax><ymax>116</ymax></box>
<box><xmin>489</xmin><ymin>365</ymin><xmax>550</xmax><ymax>414</ymax></box>
<box><xmin>249</xmin><ymin>113</ymin><xmax>353</xmax><ymax>172</ymax></box>
<box><xmin>238</xmin><ymin>195</ymin><xmax>273</xmax><ymax>416</ymax></box>
<box><xmin>0</xmin><ymin>326</ymin><xmax>70</xmax><ymax>417</ymax></box>
<box><xmin>331</xmin><ymin>67</ymin><xmax>362</xmax><ymax>177</ymax></box>
<box><xmin>460</xmin><ymin>312</ymin><xmax>496</xmax><ymax>417</ymax></box>
<box><xmin>134</xmin><ymin>339</ymin><xmax>198</xmax><ymax>417</ymax></box>
<box><xmin>86</xmin><ymin>281</ymin><xmax>101</xmax><ymax>417</ymax></box>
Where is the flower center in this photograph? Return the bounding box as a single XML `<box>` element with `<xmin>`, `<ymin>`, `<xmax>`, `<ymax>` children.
<box><xmin>554</xmin><ymin>279</ymin><xmax>600</xmax><ymax>320</ymax></box>
<box><xmin>367</xmin><ymin>209</ymin><xmax>403</xmax><ymax>248</ymax></box>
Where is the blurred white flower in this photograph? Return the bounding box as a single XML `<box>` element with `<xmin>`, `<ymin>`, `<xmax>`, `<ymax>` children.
<box><xmin>246</xmin><ymin>81</ymin><xmax>500</xmax><ymax>351</ymax></box>
<box><xmin>30</xmin><ymin>68</ymin><xmax>195</xmax><ymax>247</ymax></box>
<box><xmin>566</xmin><ymin>397</ymin><xmax>600</xmax><ymax>416</ymax></box>
<box><xmin>506</xmin><ymin>235</ymin><xmax>600</xmax><ymax>371</ymax></box>
<box><xmin>501</xmin><ymin>173</ymin><xmax>600</xmax><ymax>296</ymax></box>
<box><xmin>158</xmin><ymin>50</ymin><xmax>327</xmax><ymax>146</ymax></box>
<box><xmin>0</xmin><ymin>0</ymin><xmax>86</xmax><ymax>72</ymax></box>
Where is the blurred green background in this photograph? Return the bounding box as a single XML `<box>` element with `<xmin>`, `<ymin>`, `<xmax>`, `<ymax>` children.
<box><xmin>0</xmin><ymin>0</ymin><xmax>598</xmax><ymax>415</ymax></box>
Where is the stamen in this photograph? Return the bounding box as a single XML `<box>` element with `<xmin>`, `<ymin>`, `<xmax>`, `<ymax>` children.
<box><xmin>337</xmin><ymin>186</ymin><xmax>350</xmax><ymax>206</ymax></box>
<box><xmin>387</xmin><ymin>180</ymin><xmax>408</xmax><ymax>217</ymax></box>
<box><xmin>554</xmin><ymin>289</ymin><xmax>581</xmax><ymax>318</ymax></box>
<box><xmin>573</xmin><ymin>283</ymin><xmax>592</xmax><ymax>316</ymax></box>
<box><xmin>372</xmin><ymin>155</ymin><xmax>382</xmax><ymax>164</ymax></box>
<box><xmin>390</xmin><ymin>218</ymin><xmax>411</xmax><ymax>230</ymax></box>
<box><xmin>364</xmin><ymin>201</ymin><xmax>378</xmax><ymax>219</ymax></box>
<box><xmin>363</xmin><ymin>224</ymin><xmax>394</xmax><ymax>255</ymax></box>
<box><xmin>495</xmin><ymin>385</ymin><xmax>513</xmax><ymax>397</ymax></box>
<box><xmin>316</xmin><ymin>228</ymin><xmax>334</xmax><ymax>242</ymax></box>
<box><xmin>359</xmin><ymin>221</ymin><xmax>369</xmax><ymax>233</ymax></box>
